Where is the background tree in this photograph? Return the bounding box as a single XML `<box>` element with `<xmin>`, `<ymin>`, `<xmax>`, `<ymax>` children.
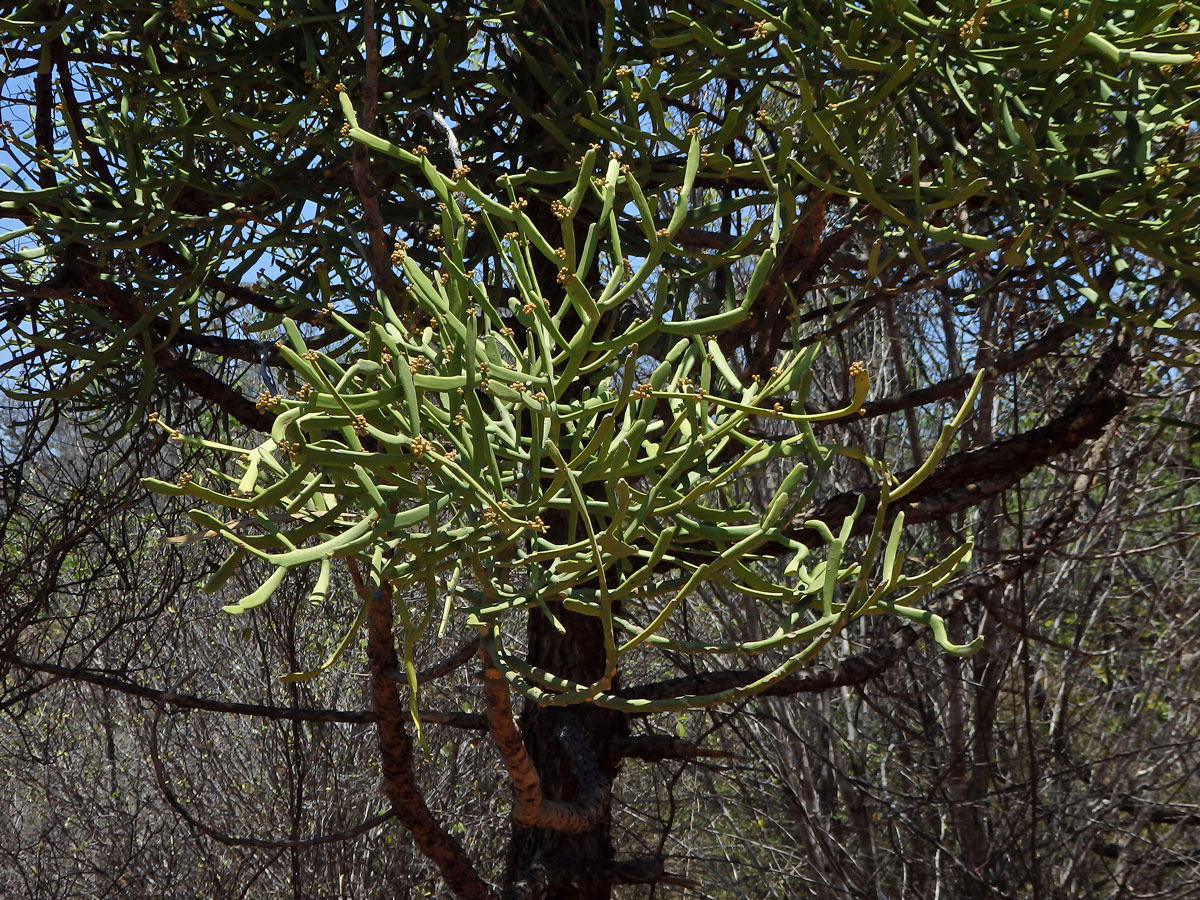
<box><xmin>2</xmin><ymin>2</ymin><xmax>1198</xmax><ymax>898</ymax></box>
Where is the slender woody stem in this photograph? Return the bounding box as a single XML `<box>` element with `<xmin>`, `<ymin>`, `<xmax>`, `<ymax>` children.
<box><xmin>350</xmin><ymin>560</ymin><xmax>498</xmax><ymax>900</ymax></box>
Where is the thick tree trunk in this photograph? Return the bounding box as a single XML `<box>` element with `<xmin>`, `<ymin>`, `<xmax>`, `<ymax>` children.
<box><xmin>496</xmin><ymin>6</ymin><xmax>615</xmax><ymax>894</ymax></box>
<box><xmin>503</xmin><ymin>607</ymin><xmax>627</xmax><ymax>900</ymax></box>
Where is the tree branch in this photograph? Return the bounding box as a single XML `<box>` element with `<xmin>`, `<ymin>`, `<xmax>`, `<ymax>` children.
<box><xmin>348</xmin><ymin>0</ymin><xmax>404</xmax><ymax>309</ymax></box>
<box><xmin>623</xmin><ymin>366</ymin><xmax>1129</xmax><ymax>704</ymax></box>
<box><xmin>148</xmin><ymin>702</ymin><xmax>396</xmax><ymax>849</ymax></box>
<box><xmin>612</xmin><ymin>734</ymin><xmax>739</xmax><ymax>762</ymax></box>
<box><xmin>54</xmin><ymin>272</ymin><xmax>278</xmax><ymax>431</ymax></box>
<box><xmin>417</xmin><ymin>636</ymin><xmax>481</xmax><ymax>684</ymax></box>
<box><xmin>1117</xmin><ymin>799</ymin><xmax>1200</xmax><ymax>827</ymax></box>
<box><xmin>480</xmin><ymin>641</ymin><xmax>607</xmax><ymax>833</ymax></box>
<box><xmin>353</xmin><ymin>562</ymin><xmax>498</xmax><ymax>900</ymax></box>
<box><xmin>607</xmin><ymin>857</ymin><xmax>700</xmax><ymax>888</ymax></box>
<box><xmin>617</xmin><ymin>551</ymin><xmax>1041</xmax><ymax>703</ymax></box>
<box><xmin>0</xmin><ymin>649</ymin><xmax>485</xmax><ymax>729</ymax></box>
<box><xmin>849</xmin><ymin>317</ymin><xmax>1081</xmax><ymax>422</ymax></box>
<box><xmin>786</xmin><ymin>332</ymin><xmax>1128</xmax><ymax>548</ymax></box>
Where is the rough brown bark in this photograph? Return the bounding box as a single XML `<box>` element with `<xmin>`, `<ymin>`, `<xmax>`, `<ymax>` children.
<box><xmin>504</xmin><ymin>607</ymin><xmax>627</xmax><ymax>900</ymax></box>
<box><xmin>354</xmin><ymin>566</ymin><xmax>498</xmax><ymax>900</ymax></box>
<box><xmin>482</xmin><ymin>639</ymin><xmax>607</xmax><ymax>834</ymax></box>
